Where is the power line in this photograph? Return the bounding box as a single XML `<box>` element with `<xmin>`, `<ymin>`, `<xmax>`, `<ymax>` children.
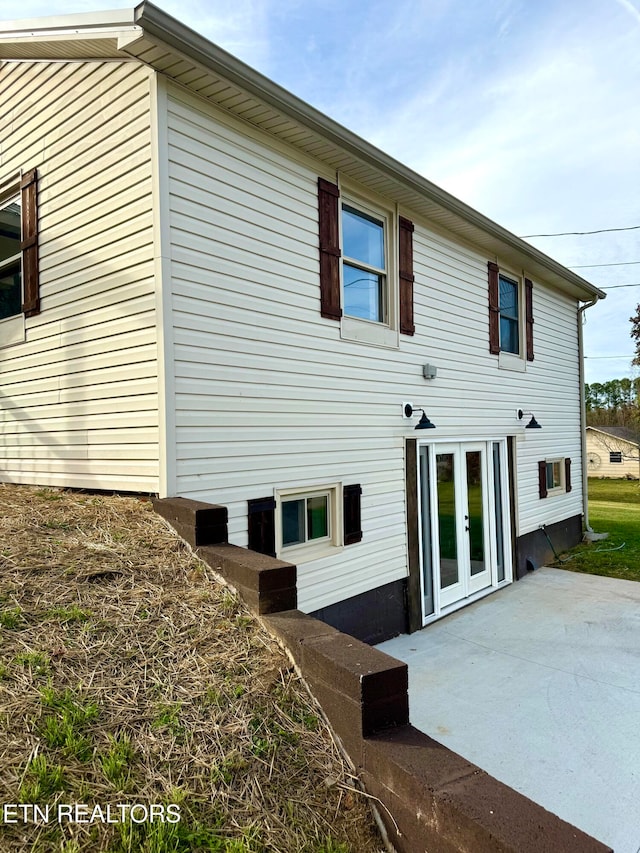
<box><xmin>584</xmin><ymin>355</ymin><xmax>634</xmax><ymax>359</ymax></box>
<box><xmin>600</xmin><ymin>283</ymin><xmax>640</xmax><ymax>289</ymax></box>
<box><xmin>521</xmin><ymin>224</ymin><xmax>640</xmax><ymax>237</ymax></box>
<box><xmin>571</xmin><ymin>261</ymin><xmax>640</xmax><ymax>269</ymax></box>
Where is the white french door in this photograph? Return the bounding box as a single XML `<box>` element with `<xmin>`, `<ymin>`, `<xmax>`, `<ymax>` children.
<box><xmin>418</xmin><ymin>440</ymin><xmax>511</xmax><ymax>622</ymax></box>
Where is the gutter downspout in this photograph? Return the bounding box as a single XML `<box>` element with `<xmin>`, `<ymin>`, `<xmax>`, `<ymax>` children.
<box><xmin>578</xmin><ymin>298</ymin><xmax>601</xmax><ymax>532</ymax></box>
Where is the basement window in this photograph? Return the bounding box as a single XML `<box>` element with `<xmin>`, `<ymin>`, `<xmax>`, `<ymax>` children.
<box><xmin>276</xmin><ymin>484</ymin><xmax>341</xmax><ymax>562</ymax></box>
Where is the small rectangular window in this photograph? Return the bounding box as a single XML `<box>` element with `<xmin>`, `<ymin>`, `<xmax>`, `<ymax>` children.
<box><xmin>277</xmin><ymin>484</ymin><xmax>340</xmax><ymax>561</ymax></box>
<box><xmin>545</xmin><ymin>460</ymin><xmax>564</xmax><ymax>493</ymax></box>
<box><xmin>342</xmin><ymin>203</ymin><xmax>387</xmax><ymax>323</ymax></box>
<box><xmin>499</xmin><ymin>273</ymin><xmax>519</xmax><ymax>355</ymax></box>
<box><xmin>610</xmin><ymin>451</ymin><xmax>623</xmax><ymax>463</ymax></box>
<box><xmin>282</xmin><ymin>494</ymin><xmax>329</xmax><ymax>546</ymax></box>
<box><xmin>0</xmin><ymin>193</ymin><xmax>22</xmax><ymax>321</ymax></box>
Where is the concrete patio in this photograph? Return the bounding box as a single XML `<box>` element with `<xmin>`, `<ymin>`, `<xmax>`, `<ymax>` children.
<box><xmin>378</xmin><ymin>567</ymin><xmax>640</xmax><ymax>852</ymax></box>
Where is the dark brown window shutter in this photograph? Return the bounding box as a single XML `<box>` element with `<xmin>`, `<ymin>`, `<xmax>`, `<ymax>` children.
<box><xmin>343</xmin><ymin>484</ymin><xmax>362</xmax><ymax>545</ymax></box>
<box><xmin>399</xmin><ymin>216</ymin><xmax>415</xmax><ymax>336</ymax></box>
<box><xmin>525</xmin><ymin>277</ymin><xmax>534</xmax><ymax>361</ymax></box>
<box><xmin>248</xmin><ymin>497</ymin><xmax>276</xmax><ymax>557</ymax></box>
<box><xmin>565</xmin><ymin>458</ymin><xmax>572</xmax><ymax>493</ymax></box>
<box><xmin>318</xmin><ymin>178</ymin><xmax>342</xmax><ymax>321</ymax></box>
<box><xmin>20</xmin><ymin>168</ymin><xmax>40</xmax><ymax>317</ymax></box>
<box><xmin>538</xmin><ymin>461</ymin><xmax>548</xmax><ymax>499</ymax></box>
<box><xmin>488</xmin><ymin>261</ymin><xmax>499</xmax><ymax>354</ymax></box>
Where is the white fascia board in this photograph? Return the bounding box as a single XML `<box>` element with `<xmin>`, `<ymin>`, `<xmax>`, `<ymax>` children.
<box><xmin>0</xmin><ymin>9</ymin><xmax>136</xmax><ymax>34</ymax></box>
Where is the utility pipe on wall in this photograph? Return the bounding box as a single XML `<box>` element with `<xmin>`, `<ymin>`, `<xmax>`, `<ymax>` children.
<box><xmin>578</xmin><ymin>297</ymin><xmax>601</xmax><ymax>533</ymax></box>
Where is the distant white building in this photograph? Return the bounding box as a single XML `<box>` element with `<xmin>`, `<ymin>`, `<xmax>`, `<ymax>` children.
<box><xmin>0</xmin><ymin>4</ymin><xmax>605</xmax><ymax>641</ymax></box>
<box><xmin>586</xmin><ymin>427</ymin><xmax>640</xmax><ymax>479</ymax></box>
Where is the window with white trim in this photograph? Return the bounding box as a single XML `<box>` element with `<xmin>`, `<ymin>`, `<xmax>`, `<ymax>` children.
<box><xmin>499</xmin><ymin>273</ymin><xmax>520</xmax><ymax>355</ymax></box>
<box><xmin>488</xmin><ymin>262</ymin><xmax>534</xmax><ymax>365</ymax></box>
<box><xmin>276</xmin><ymin>484</ymin><xmax>341</xmax><ymax>561</ymax></box>
<box><xmin>0</xmin><ymin>190</ymin><xmax>21</xmax><ymax>321</ymax></box>
<box><xmin>341</xmin><ymin>202</ymin><xmax>388</xmax><ymax>324</ymax></box>
<box><xmin>317</xmin><ymin>178</ymin><xmax>413</xmax><ymax>347</ymax></box>
<box><xmin>545</xmin><ymin>459</ymin><xmax>564</xmax><ymax>494</ymax></box>
<box><xmin>609</xmin><ymin>451</ymin><xmax>623</xmax><ymax>463</ymax></box>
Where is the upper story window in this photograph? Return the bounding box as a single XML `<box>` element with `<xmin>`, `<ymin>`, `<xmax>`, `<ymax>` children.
<box><xmin>0</xmin><ymin>168</ymin><xmax>39</xmax><ymax>345</ymax></box>
<box><xmin>499</xmin><ymin>273</ymin><xmax>519</xmax><ymax>355</ymax></box>
<box><xmin>318</xmin><ymin>177</ymin><xmax>414</xmax><ymax>347</ymax></box>
<box><xmin>342</xmin><ymin>203</ymin><xmax>387</xmax><ymax>323</ymax></box>
<box><xmin>0</xmin><ymin>192</ymin><xmax>22</xmax><ymax>321</ymax></box>
<box><xmin>488</xmin><ymin>261</ymin><xmax>534</xmax><ymax>367</ymax></box>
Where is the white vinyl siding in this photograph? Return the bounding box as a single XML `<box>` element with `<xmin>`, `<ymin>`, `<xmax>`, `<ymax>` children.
<box><xmin>164</xmin><ymin>86</ymin><xmax>584</xmax><ymax>612</ymax></box>
<box><xmin>166</xmin><ymin>89</ymin><xmax>407</xmax><ymax>612</ymax></box>
<box><xmin>0</xmin><ymin>60</ymin><xmax>158</xmax><ymax>491</ymax></box>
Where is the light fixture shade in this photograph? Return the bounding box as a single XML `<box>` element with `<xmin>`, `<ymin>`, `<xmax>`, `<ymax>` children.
<box><xmin>526</xmin><ymin>415</ymin><xmax>542</xmax><ymax>429</ymax></box>
<box><xmin>415</xmin><ymin>411</ymin><xmax>436</xmax><ymax>429</ymax></box>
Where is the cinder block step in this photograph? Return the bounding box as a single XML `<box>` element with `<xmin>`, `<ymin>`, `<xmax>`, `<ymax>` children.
<box><xmin>153</xmin><ymin>497</ymin><xmax>228</xmax><ymax>547</ymax></box>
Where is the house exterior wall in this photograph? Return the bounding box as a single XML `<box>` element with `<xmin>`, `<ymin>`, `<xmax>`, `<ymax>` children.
<box><xmin>163</xmin><ymin>84</ymin><xmax>585</xmax><ymax>615</ymax></box>
<box><xmin>0</xmin><ymin>60</ymin><xmax>160</xmax><ymax>491</ymax></box>
<box><xmin>586</xmin><ymin>430</ymin><xmax>639</xmax><ymax>479</ymax></box>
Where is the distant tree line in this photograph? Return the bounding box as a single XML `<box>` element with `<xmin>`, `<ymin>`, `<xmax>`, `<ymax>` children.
<box><xmin>586</xmin><ymin>377</ymin><xmax>640</xmax><ymax>430</ymax></box>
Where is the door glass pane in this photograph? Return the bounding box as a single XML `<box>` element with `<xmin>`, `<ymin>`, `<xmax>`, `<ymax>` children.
<box><xmin>493</xmin><ymin>442</ymin><xmax>505</xmax><ymax>582</ymax></box>
<box><xmin>419</xmin><ymin>447</ymin><xmax>434</xmax><ymax>616</ymax></box>
<box><xmin>436</xmin><ymin>453</ymin><xmax>458</xmax><ymax>589</ymax></box>
<box><xmin>466</xmin><ymin>451</ymin><xmax>485</xmax><ymax>576</ymax></box>
<box><xmin>306</xmin><ymin>495</ymin><xmax>328</xmax><ymax>540</ymax></box>
<box><xmin>282</xmin><ymin>499</ymin><xmax>304</xmax><ymax>546</ymax></box>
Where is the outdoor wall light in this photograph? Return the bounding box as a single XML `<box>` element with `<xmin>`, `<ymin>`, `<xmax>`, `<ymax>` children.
<box><xmin>518</xmin><ymin>409</ymin><xmax>542</xmax><ymax>429</ymax></box>
<box><xmin>404</xmin><ymin>404</ymin><xmax>436</xmax><ymax>430</ymax></box>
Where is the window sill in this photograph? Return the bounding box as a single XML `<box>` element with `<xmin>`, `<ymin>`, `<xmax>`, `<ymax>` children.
<box><xmin>341</xmin><ymin>316</ymin><xmax>398</xmax><ymax>349</ymax></box>
<box><xmin>498</xmin><ymin>351</ymin><xmax>526</xmax><ymax>372</ymax></box>
<box><xmin>0</xmin><ymin>314</ymin><xmax>25</xmax><ymax>348</ymax></box>
<box><xmin>546</xmin><ymin>487</ymin><xmax>565</xmax><ymax>497</ymax></box>
<box><xmin>280</xmin><ymin>542</ymin><xmax>343</xmax><ymax>565</ymax></box>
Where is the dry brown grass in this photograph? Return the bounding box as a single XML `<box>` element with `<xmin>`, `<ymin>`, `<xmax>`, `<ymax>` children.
<box><xmin>0</xmin><ymin>484</ymin><xmax>384</xmax><ymax>853</ymax></box>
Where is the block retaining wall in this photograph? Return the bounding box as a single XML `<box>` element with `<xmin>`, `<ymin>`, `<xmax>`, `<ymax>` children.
<box><xmin>153</xmin><ymin>496</ymin><xmax>611</xmax><ymax>853</ymax></box>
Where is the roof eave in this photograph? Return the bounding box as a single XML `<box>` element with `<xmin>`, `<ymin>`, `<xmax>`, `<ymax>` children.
<box><xmin>133</xmin><ymin>2</ymin><xmax>604</xmax><ymax>303</ymax></box>
<box><xmin>0</xmin><ymin>2</ymin><xmax>607</xmax><ymax>304</ymax></box>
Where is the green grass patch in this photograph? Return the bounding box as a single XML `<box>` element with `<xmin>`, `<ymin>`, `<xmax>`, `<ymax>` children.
<box><xmin>44</xmin><ymin>604</ymin><xmax>91</xmax><ymax>623</ymax></box>
<box><xmin>99</xmin><ymin>731</ymin><xmax>135</xmax><ymax>789</ymax></box>
<box><xmin>554</xmin><ymin>478</ymin><xmax>640</xmax><ymax>581</ymax></box>
<box><xmin>151</xmin><ymin>702</ymin><xmax>184</xmax><ymax>738</ymax></box>
<box><xmin>18</xmin><ymin>754</ymin><xmax>65</xmax><ymax>803</ymax></box>
<box><xmin>14</xmin><ymin>651</ymin><xmax>51</xmax><ymax>677</ymax></box>
<box><xmin>39</xmin><ymin>687</ymin><xmax>99</xmax><ymax>761</ymax></box>
<box><xmin>0</xmin><ymin>606</ymin><xmax>24</xmax><ymax>629</ymax></box>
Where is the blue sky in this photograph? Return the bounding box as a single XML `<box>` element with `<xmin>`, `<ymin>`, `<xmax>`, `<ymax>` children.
<box><xmin>5</xmin><ymin>0</ymin><xmax>640</xmax><ymax>383</ymax></box>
